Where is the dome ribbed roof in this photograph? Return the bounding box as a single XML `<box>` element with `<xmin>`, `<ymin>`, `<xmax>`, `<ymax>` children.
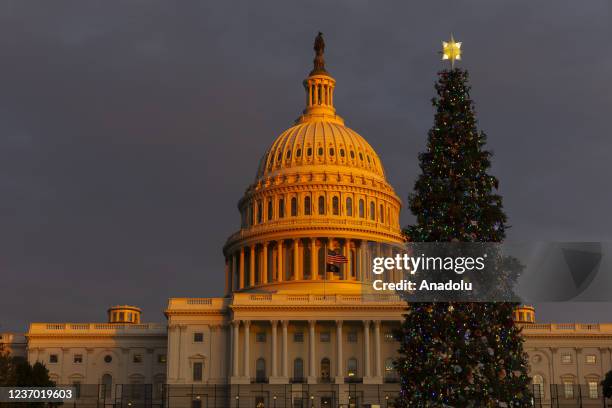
<box><xmin>256</xmin><ymin>120</ymin><xmax>386</xmax><ymax>181</ymax></box>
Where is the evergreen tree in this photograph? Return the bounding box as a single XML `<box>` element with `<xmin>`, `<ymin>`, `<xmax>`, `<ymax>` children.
<box><xmin>395</xmin><ymin>69</ymin><xmax>532</xmax><ymax>407</ymax></box>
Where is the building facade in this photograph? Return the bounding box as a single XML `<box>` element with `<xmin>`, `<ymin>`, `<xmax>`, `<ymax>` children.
<box><xmin>12</xmin><ymin>35</ymin><xmax>612</xmax><ymax>407</ymax></box>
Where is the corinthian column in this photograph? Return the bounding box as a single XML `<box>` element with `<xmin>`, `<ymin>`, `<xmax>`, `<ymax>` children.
<box><xmin>335</xmin><ymin>320</ymin><xmax>344</xmax><ymax>384</ymax></box>
<box><xmin>308</xmin><ymin>320</ymin><xmax>316</xmax><ymax>383</ymax></box>
<box><xmin>293</xmin><ymin>239</ymin><xmax>300</xmax><ymax>280</ymax></box>
<box><xmin>249</xmin><ymin>246</ymin><xmax>256</xmax><ymax>286</ymax></box>
<box><xmin>239</xmin><ymin>248</ymin><xmax>245</xmax><ymax>289</ymax></box>
<box><xmin>262</xmin><ymin>243</ymin><xmax>268</xmax><ymax>284</ymax></box>
<box><xmin>243</xmin><ymin>321</ymin><xmax>251</xmax><ymax>379</ymax></box>
<box><xmin>278</xmin><ymin>240</ymin><xmax>284</xmax><ymax>282</ymax></box>
<box><xmin>311</xmin><ymin>238</ymin><xmax>318</xmax><ymax>280</ymax></box>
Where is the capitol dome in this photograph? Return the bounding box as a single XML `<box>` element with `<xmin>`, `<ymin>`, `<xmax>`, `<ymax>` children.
<box><xmin>222</xmin><ymin>33</ymin><xmax>404</xmax><ymax>294</ymax></box>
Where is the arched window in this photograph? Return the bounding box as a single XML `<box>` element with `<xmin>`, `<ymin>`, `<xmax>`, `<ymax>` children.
<box><xmin>359</xmin><ymin>200</ymin><xmax>365</xmax><ymax>218</ymax></box>
<box><xmin>346</xmin><ymin>197</ymin><xmax>353</xmax><ymax>216</ymax></box>
<box><xmin>307</xmin><ymin>147</ymin><xmax>312</xmax><ymax>157</ymax></box>
<box><xmin>332</xmin><ymin>196</ymin><xmax>339</xmax><ymax>215</ymax></box>
<box><xmin>293</xmin><ymin>358</ymin><xmax>304</xmax><ymax>381</ymax></box>
<box><xmin>320</xmin><ymin>358</ymin><xmax>331</xmax><ymax>381</ymax></box>
<box><xmin>256</xmin><ymin>358</ymin><xmax>266</xmax><ymax>383</ymax></box>
<box><xmin>340</xmin><ymin>149</ymin><xmax>345</xmax><ymax>157</ymax></box>
<box><xmin>267</xmin><ymin>199</ymin><xmax>273</xmax><ymax>221</ymax></box>
<box><xmin>370</xmin><ymin>202</ymin><xmax>375</xmax><ymax>221</ymax></box>
<box><xmin>291</xmin><ymin>197</ymin><xmax>297</xmax><ymax>217</ymax></box>
<box><xmin>347</xmin><ymin>358</ymin><xmax>358</xmax><ymax>378</ymax></box>
<box><xmin>278</xmin><ymin>198</ymin><xmax>285</xmax><ymax>218</ymax></box>
<box><xmin>318</xmin><ymin>147</ymin><xmax>323</xmax><ymax>156</ymax></box>
<box><xmin>379</xmin><ymin>204</ymin><xmax>385</xmax><ymax>223</ymax></box>
<box><xmin>532</xmin><ymin>375</ymin><xmax>544</xmax><ymax>400</ymax></box>
<box><xmin>296</xmin><ymin>148</ymin><xmax>302</xmax><ymax>157</ymax></box>
<box><xmin>101</xmin><ymin>374</ymin><xmax>112</xmax><ymax>399</ymax></box>
<box><xmin>318</xmin><ymin>196</ymin><xmax>325</xmax><ymax>215</ymax></box>
<box><xmin>304</xmin><ymin>196</ymin><xmax>311</xmax><ymax>215</ymax></box>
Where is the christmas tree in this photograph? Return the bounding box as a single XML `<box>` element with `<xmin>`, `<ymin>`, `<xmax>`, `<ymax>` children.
<box><xmin>395</xmin><ymin>39</ymin><xmax>532</xmax><ymax>407</ymax></box>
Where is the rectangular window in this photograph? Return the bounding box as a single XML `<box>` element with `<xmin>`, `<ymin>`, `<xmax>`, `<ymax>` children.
<box><xmin>588</xmin><ymin>381</ymin><xmax>599</xmax><ymax>399</ymax></box>
<box><xmin>193</xmin><ymin>362</ymin><xmax>203</xmax><ymax>381</ymax></box>
<box><xmin>585</xmin><ymin>354</ymin><xmax>596</xmax><ymax>364</ymax></box>
<box><xmin>293</xmin><ymin>331</ymin><xmax>304</xmax><ymax>343</ymax></box>
<box><xmin>49</xmin><ymin>354</ymin><xmax>58</xmax><ymax>363</ymax></box>
<box><xmin>279</xmin><ymin>199</ymin><xmax>285</xmax><ymax>218</ymax></box>
<box><xmin>73</xmin><ymin>354</ymin><xmax>83</xmax><ymax>364</ymax></box>
<box><xmin>256</xmin><ymin>332</ymin><xmax>267</xmax><ymax>343</ymax></box>
<box><xmin>193</xmin><ymin>332</ymin><xmax>204</xmax><ymax>342</ymax></box>
<box><xmin>563</xmin><ymin>381</ymin><xmax>574</xmax><ymax>399</ymax></box>
<box><xmin>133</xmin><ymin>354</ymin><xmax>143</xmax><ymax>363</ymax></box>
<box><xmin>157</xmin><ymin>354</ymin><xmax>167</xmax><ymax>364</ymax></box>
<box><xmin>347</xmin><ymin>331</ymin><xmax>358</xmax><ymax>343</ymax></box>
<box><xmin>320</xmin><ymin>331</ymin><xmax>331</xmax><ymax>342</ymax></box>
<box><xmin>561</xmin><ymin>354</ymin><xmax>573</xmax><ymax>364</ymax></box>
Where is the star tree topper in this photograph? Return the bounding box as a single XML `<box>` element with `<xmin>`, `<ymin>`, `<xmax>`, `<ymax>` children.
<box><xmin>442</xmin><ymin>34</ymin><xmax>462</xmax><ymax>68</ymax></box>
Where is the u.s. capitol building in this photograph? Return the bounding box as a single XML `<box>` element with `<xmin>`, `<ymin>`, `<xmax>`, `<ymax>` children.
<box><xmin>4</xmin><ymin>36</ymin><xmax>612</xmax><ymax>408</ymax></box>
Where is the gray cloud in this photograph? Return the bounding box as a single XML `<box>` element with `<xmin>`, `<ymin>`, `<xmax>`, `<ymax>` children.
<box><xmin>1</xmin><ymin>0</ymin><xmax>611</xmax><ymax>331</ymax></box>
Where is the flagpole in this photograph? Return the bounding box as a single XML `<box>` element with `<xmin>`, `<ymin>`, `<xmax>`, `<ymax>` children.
<box><xmin>324</xmin><ymin>238</ymin><xmax>327</xmax><ymax>299</ymax></box>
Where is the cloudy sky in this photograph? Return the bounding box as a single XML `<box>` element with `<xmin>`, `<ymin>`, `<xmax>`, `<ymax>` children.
<box><xmin>1</xmin><ymin>1</ymin><xmax>611</xmax><ymax>331</ymax></box>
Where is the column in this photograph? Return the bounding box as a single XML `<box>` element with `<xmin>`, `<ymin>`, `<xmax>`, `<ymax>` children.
<box><xmin>364</xmin><ymin>321</ymin><xmax>371</xmax><ymax>378</ymax></box>
<box><xmin>232</xmin><ymin>254</ymin><xmax>238</xmax><ymax>290</ymax></box>
<box><xmin>250</xmin><ymin>246</ymin><xmax>256</xmax><ymax>286</ymax></box>
<box><xmin>308</xmin><ymin>84</ymin><xmax>313</xmax><ymax>106</ymax></box>
<box><xmin>243</xmin><ymin>321</ymin><xmax>251</xmax><ymax>379</ymax></box>
<box><xmin>308</xmin><ymin>320</ymin><xmax>316</xmax><ymax>383</ymax></box>
<box><xmin>335</xmin><ymin>320</ymin><xmax>344</xmax><ymax>383</ymax></box>
<box><xmin>239</xmin><ymin>248</ymin><xmax>245</xmax><ymax>289</ymax></box>
<box><xmin>224</xmin><ymin>258</ymin><xmax>230</xmax><ymax>295</ymax></box>
<box><xmin>271</xmin><ymin>321</ymin><xmax>278</xmax><ymax>377</ymax></box>
<box><xmin>293</xmin><ymin>239</ymin><xmax>300</xmax><ymax>280</ymax></box>
<box><xmin>310</xmin><ymin>238</ymin><xmax>318</xmax><ymax>280</ymax></box>
<box><xmin>281</xmin><ymin>321</ymin><xmax>289</xmax><ymax>378</ymax></box>
<box><xmin>278</xmin><ymin>240</ymin><xmax>284</xmax><ymax>282</ymax></box>
<box><xmin>232</xmin><ymin>321</ymin><xmax>240</xmax><ymax>378</ymax></box>
<box><xmin>342</xmin><ymin>241</ymin><xmax>349</xmax><ymax>280</ymax></box>
<box><xmin>262</xmin><ymin>243</ymin><xmax>268</xmax><ymax>284</ymax></box>
<box><xmin>374</xmin><ymin>321</ymin><xmax>382</xmax><ymax>378</ymax></box>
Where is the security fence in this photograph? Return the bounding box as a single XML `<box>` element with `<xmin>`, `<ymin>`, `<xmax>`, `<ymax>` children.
<box><xmin>1</xmin><ymin>383</ymin><xmax>610</xmax><ymax>408</ymax></box>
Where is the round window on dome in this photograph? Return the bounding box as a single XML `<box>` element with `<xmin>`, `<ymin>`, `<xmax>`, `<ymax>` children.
<box><xmin>286</xmin><ymin>150</ymin><xmax>291</xmax><ymax>159</ymax></box>
<box><xmin>307</xmin><ymin>147</ymin><xmax>313</xmax><ymax>156</ymax></box>
<box><xmin>296</xmin><ymin>148</ymin><xmax>302</xmax><ymax>157</ymax></box>
<box><xmin>329</xmin><ymin>148</ymin><xmax>335</xmax><ymax>156</ymax></box>
<box><xmin>350</xmin><ymin>151</ymin><xmax>355</xmax><ymax>159</ymax></box>
<box><xmin>359</xmin><ymin>153</ymin><xmax>364</xmax><ymax>161</ymax></box>
<box><xmin>104</xmin><ymin>355</ymin><xmax>112</xmax><ymax>363</ymax></box>
<box><xmin>340</xmin><ymin>149</ymin><xmax>345</xmax><ymax>157</ymax></box>
<box><xmin>367</xmin><ymin>155</ymin><xmax>371</xmax><ymax>163</ymax></box>
<box><xmin>277</xmin><ymin>152</ymin><xmax>282</xmax><ymax>162</ymax></box>
<box><xmin>318</xmin><ymin>147</ymin><xmax>323</xmax><ymax>156</ymax></box>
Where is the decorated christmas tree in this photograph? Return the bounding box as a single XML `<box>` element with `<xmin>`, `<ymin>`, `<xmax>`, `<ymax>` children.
<box><xmin>395</xmin><ymin>37</ymin><xmax>532</xmax><ymax>407</ymax></box>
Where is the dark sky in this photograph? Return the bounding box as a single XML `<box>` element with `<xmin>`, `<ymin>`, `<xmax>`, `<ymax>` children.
<box><xmin>1</xmin><ymin>1</ymin><xmax>611</xmax><ymax>332</ymax></box>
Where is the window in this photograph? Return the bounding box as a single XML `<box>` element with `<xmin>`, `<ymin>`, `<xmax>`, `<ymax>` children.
<box><xmin>320</xmin><ymin>331</ymin><xmax>331</xmax><ymax>342</ymax></box>
<box><xmin>350</xmin><ymin>150</ymin><xmax>355</xmax><ymax>159</ymax></box>
<box><xmin>359</xmin><ymin>152</ymin><xmax>363</xmax><ymax>161</ymax></box>
<box><xmin>318</xmin><ymin>196</ymin><xmax>325</xmax><ymax>215</ymax></box>
<box><xmin>101</xmin><ymin>374</ymin><xmax>112</xmax><ymax>399</ymax></box>
<box><xmin>293</xmin><ymin>331</ymin><xmax>304</xmax><ymax>342</ymax></box>
<box><xmin>332</xmin><ymin>196</ymin><xmax>339</xmax><ymax>215</ymax></box>
<box><xmin>359</xmin><ymin>200</ymin><xmax>365</xmax><ymax>218</ymax></box>
<box><xmin>329</xmin><ymin>148</ymin><xmax>335</xmax><ymax>156</ymax></box>
<box><xmin>291</xmin><ymin>197</ymin><xmax>297</xmax><ymax>216</ymax></box>
<box><xmin>256</xmin><ymin>358</ymin><xmax>266</xmax><ymax>382</ymax></box>
<box><xmin>370</xmin><ymin>202</ymin><xmax>376</xmax><ymax>220</ymax></box>
<box><xmin>293</xmin><ymin>358</ymin><xmax>304</xmax><ymax>381</ymax></box>
<box><xmin>384</xmin><ymin>358</ymin><xmax>395</xmax><ymax>374</ymax></box>
<box><xmin>286</xmin><ymin>150</ymin><xmax>291</xmax><ymax>159</ymax></box>
<box><xmin>367</xmin><ymin>155</ymin><xmax>371</xmax><ymax>163</ymax></box>
<box><xmin>193</xmin><ymin>332</ymin><xmax>204</xmax><ymax>342</ymax></box>
<box><xmin>320</xmin><ymin>358</ymin><xmax>331</xmax><ymax>380</ymax></box>
<box><xmin>588</xmin><ymin>381</ymin><xmax>599</xmax><ymax>399</ymax></box>
<box><xmin>307</xmin><ymin>147</ymin><xmax>312</xmax><ymax>156</ymax></box>
<box><xmin>532</xmin><ymin>375</ymin><xmax>544</xmax><ymax>399</ymax></box>
<box><xmin>340</xmin><ymin>149</ymin><xmax>345</xmax><ymax>157</ymax></box>
<box><xmin>304</xmin><ymin>196</ymin><xmax>311</xmax><ymax>215</ymax></box>
<box><xmin>157</xmin><ymin>354</ymin><xmax>167</xmax><ymax>364</ymax></box>
<box><xmin>193</xmin><ymin>362</ymin><xmax>203</xmax><ymax>381</ymax></box>
<box><xmin>256</xmin><ymin>332</ymin><xmax>267</xmax><ymax>343</ymax></box>
<box><xmin>380</xmin><ymin>204</ymin><xmax>385</xmax><ymax>223</ymax></box>
<box><xmin>585</xmin><ymin>354</ymin><xmax>597</xmax><ymax>364</ymax></box>
<box><xmin>49</xmin><ymin>354</ymin><xmax>58</xmax><ymax>364</ymax></box>
<box><xmin>257</xmin><ymin>200</ymin><xmax>263</xmax><ymax>224</ymax></box>
<box><xmin>318</xmin><ymin>147</ymin><xmax>323</xmax><ymax>156</ymax></box>
<box><xmin>73</xmin><ymin>354</ymin><xmax>83</xmax><ymax>364</ymax></box>
<box><xmin>120</xmin><ymin>312</ymin><xmax>125</xmax><ymax>321</ymax></box>
<box><xmin>384</xmin><ymin>331</ymin><xmax>395</xmax><ymax>342</ymax></box>
<box><xmin>133</xmin><ymin>354</ymin><xmax>143</xmax><ymax>363</ymax></box>
<box><xmin>561</xmin><ymin>353</ymin><xmax>573</xmax><ymax>364</ymax></box>
<box><xmin>267</xmin><ymin>200</ymin><xmax>273</xmax><ymax>220</ymax></box>
<box><xmin>347</xmin><ymin>331</ymin><xmax>357</xmax><ymax>343</ymax></box>
<box><xmin>563</xmin><ymin>380</ymin><xmax>574</xmax><ymax>399</ymax></box>
<box><xmin>192</xmin><ymin>400</ymin><xmax>202</xmax><ymax>408</ymax></box>
<box><xmin>278</xmin><ymin>198</ymin><xmax>285</xmax><ymax>218</ymax></box>
<box><xmin>296</xmin><ymin>148</ymin><xmax>302</xmax><ymax>157</ymax></box>
<box><xmin>347</xmin><ymin>358</ymin><xmax>358</xmax><ymax>378</ymax></box>
<box><xmin>346</xmin><ymin>197</ymin><xmax>353</xmax><ymax>216</ymax></box>
<box><xmin>104</xmin><ymin>354</ymin><xmax>112</xmax><ymax>363</ymax></box>
<box><xmin>72</xmin><ymin>381</ymin><xmax>82</xmax><ymax>398</ymax></box>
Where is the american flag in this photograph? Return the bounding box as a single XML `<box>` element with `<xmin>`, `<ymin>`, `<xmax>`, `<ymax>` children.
<box><xmin>327</xmin><ymin>251</ymin><xmax>348</xmax><ymax>264</ymax></box>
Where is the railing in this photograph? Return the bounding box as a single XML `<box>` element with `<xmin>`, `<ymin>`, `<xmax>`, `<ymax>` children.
<box><xmin>519</xmin><ymin>322</ymin><xmax>612</xmax><ymax>334</ymax></box>
<box><xmin>290</xmin><ymin>377</ymin><xmax>306</xmax><ymax>384</ymax></box>
<box><xmin>29</xmin><ymin>322</ymin><xmax>167</xmax><ymax>335</ymax></box>
<box><xmin>233</xmin><ymin>293</ymin><xmax>406</xmax><ymax>305</ymax></box>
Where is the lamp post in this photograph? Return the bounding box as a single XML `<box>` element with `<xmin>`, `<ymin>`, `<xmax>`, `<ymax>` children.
<box><xmin>235</xmin><ymin>394</ymin><xmax>240</xmax><ymax>408</ymax></box>
<box><xmin>310</xmin><ymin>395</ymin><xmax>314</xmax><ymax>408</ymax></box>
<box><xmin>385</xmin><ymin>395</ymin><xmax>389</xmax><ymax>407</ymax></box>
<box><xmin>273</xmin><ymin>395</ymin><xmax>277</xmax><ymax>408</ymax></box>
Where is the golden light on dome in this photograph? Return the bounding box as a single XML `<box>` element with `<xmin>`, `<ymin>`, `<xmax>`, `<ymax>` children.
<box><xmin>442</xmin><ymin>34</ymin><xmax>462</xmax><ymax>68</ymax></box>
